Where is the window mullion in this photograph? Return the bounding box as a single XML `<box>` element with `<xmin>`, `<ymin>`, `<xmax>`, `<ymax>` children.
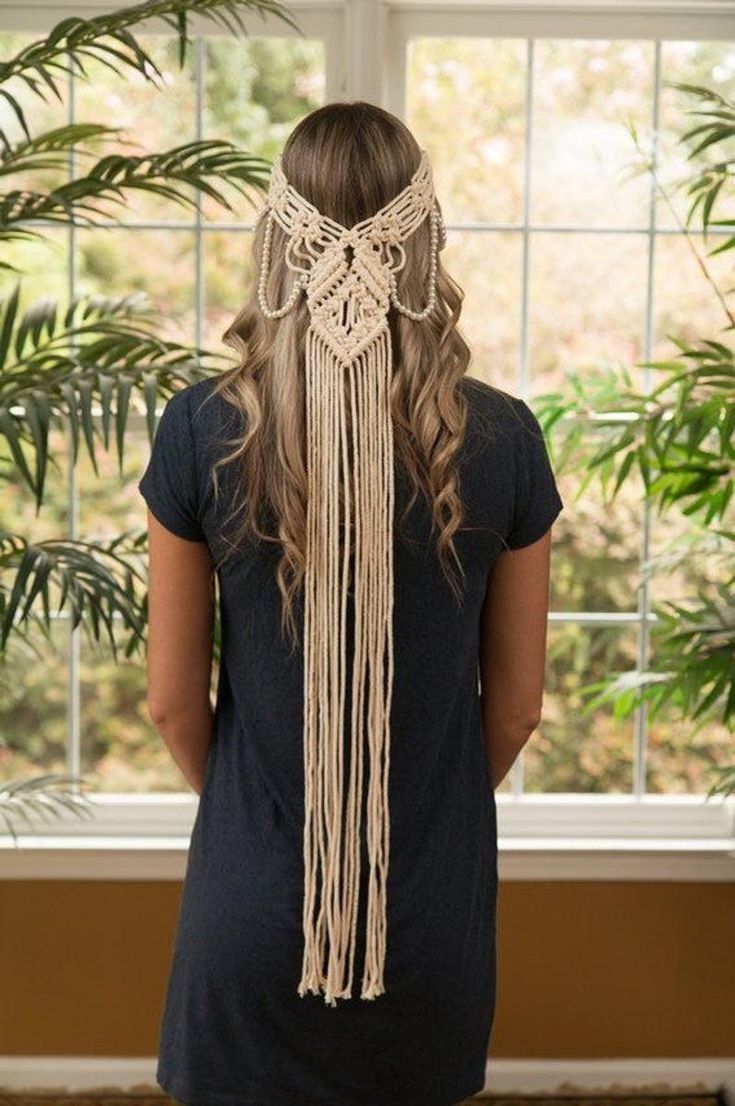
<box><xmin>66</xmin><ymin>66</ymin><xmax>82</xmax><ymax>792</ymax></box>
<box><xmin>633</xmin><ymin>38</ymin><xmax>662</xmax><ymax>799</ymax></box>
<box><xmin>513</xmin><ymin>36</ymin><xmax>536</xmax><ymax>799</ymax></box>
<box><xmin>195</xmin><ymin>36</ymin><xmax>205</xmax><ymax>353</ymax></box>
<box><xmin>518</xmin><ymin>35</ymin><xmax>534</xmax><ymax>403</ymax></box>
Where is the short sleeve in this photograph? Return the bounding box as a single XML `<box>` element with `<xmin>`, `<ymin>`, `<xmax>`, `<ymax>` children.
<box><xmin>506</xmin><ymin>399</ymin><xmax>564</xmax><ymax>549</ymax></box>
<box><xmin>138</xmin><ymin>387</ymin><xmax>206</xmax><ymax>542</ymax></box>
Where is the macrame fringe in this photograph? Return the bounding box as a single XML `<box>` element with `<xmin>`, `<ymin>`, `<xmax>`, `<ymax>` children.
<box><xmin>297</xmin><ymin>324</ymin><xmax>395</xmax><ymax>1007</ymax></box>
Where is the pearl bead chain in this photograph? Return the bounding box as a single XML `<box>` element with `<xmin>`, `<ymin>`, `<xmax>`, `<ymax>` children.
<box><xmin>388</xmin><ymin>206</ymin><xmax>441</xmax><ymax>321</ymax></box>
<box><xmin>257</xmin><ymin>210</ymin><xmax>308</xmax><ymax>319</ymax></box>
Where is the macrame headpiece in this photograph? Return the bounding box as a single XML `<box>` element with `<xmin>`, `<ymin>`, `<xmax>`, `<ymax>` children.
<box><xmin>253</xmin><ymin>148</ymin><xmax>447</xmax><ymax>1006</ymax></box>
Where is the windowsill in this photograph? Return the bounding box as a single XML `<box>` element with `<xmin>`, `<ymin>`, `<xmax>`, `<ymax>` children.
<box><xmin>0</xmin><ymin>832</ymin><xmax>734</xmax><ymax>881</ymax></box>
<box><xmin>0</xmin><ymin>793</ymin><xmax>733</xmax><ymax>881</ymax></box>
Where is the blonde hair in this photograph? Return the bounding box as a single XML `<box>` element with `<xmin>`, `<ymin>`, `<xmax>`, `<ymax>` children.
<box><xmin>209</xmin><ymin>101</ymin><xmax>472</xmax><ymax>648</ymax></box>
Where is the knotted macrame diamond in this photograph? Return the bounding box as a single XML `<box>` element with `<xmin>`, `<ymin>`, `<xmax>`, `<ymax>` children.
<box><xmin>309</xmin><ymin>236</ymin><xmax>393</xmax><ymax>363</ymax></box>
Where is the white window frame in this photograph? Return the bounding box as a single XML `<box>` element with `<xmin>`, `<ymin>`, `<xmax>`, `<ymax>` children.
<box><xmin>1</xmin><ymin>0</ymin><xmax>734</xmax><ymax>880</ymax></box>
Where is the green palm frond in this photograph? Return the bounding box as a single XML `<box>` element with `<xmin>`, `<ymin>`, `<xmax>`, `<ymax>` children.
<box><xmin>0</xmin><ymin>530</ymin><xmax>149</xmax><ymax>659</ymax></box>
<box><xmin>0</xmin><ymin>123</ymin><xmax>124</xmax><ymax>180</ymax></box>
<box><xmin>0</xmin><ymin>0</ymin><xmax>301</xmax><ymax>151</ymax></box>
<box><xmin>0</xmin><ymin>138</ymin><xmax>271</xmax><ymax>245</ymax></box>
<box><xmin>0</xmin><ymin>0</ymin><xmax>298</xmax><ymax>823</ymax></box>
<box><xmin>0</xmin><ymin>774</ymin><xmax>96</xmax><ymax>844</ymax></box>
<box><xmin>0</xmin><ymin>287</ymin><xmax>230</xmax><ymax>501</ymax></box>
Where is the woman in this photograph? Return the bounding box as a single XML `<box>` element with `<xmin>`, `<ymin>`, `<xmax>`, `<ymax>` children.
<box><xmin>139</xmin><ymin>100</ymin><xmax>563</xmax><ymax>1106</ymax></box>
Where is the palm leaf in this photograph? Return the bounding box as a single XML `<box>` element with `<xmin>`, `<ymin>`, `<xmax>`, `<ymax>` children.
<box><xmin>0</xmin><ymin>774</ymin><xmax>96</xmax><ymax>845</ymax></box>
<box><xmin>0</xmin><ymin>0</ymin><xmax>301</xmax><ymax>151</ymax></box>
<box><xmin>0</xmin><ymin>123</ymin><xmax>124</xmax><ymax>181</ymax></box>
<box><xmin>0</xmin><ymin>531</ymin><xmax>150</xmax><ymax>659</ymax></box>
<box><xmin>0</xmin><ymin>288</ymin><xmax>232</xmax><ymax>501</ymax></box>
<box><xmin>0</xmin><ymin>138</ymin><xmax>271</xmax><ymax>241</ymax></box>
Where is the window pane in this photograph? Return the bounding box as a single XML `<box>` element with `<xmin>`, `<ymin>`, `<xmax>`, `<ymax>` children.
<box><xmin>76</xmin><ymin>429</ymin><xmax>150</xmax><ymax>791</ymax></box>
<box><xmin>0</xmin><ymin>618</ymin><xmax>70</xmax><ymax>786</ymax></box>
<box><xmin>445</xmin><ymin>230</ymin><xmax>522</xmax><ymax>393</ymax></box>
<box><xmin>77</xmin><ymin>427</ymin><xmax>149</xmax><ymax>541</ymax></box>
<box><xmin>74</xmin><ymin>34</ymin><xmax>197</xmax><ymax>223</ymax></box>
<box><xmin>202</xmin><ymin>36</ymin><xmax>326</xmax><ymax>223</ymax></box>
<box><xmin>531</xmin><ymin>39</ymin><xmax>655</xmax><ymax>228</ymax></box>
<box><xmin>80</xmin><ymin>637</ymin><xmax>183</xmax><ymax>792</ymax></box>
<box><xmin>652</xmin><ymin>232</ymin><xmax>733</xmax><ymax>357</ymax></box>
<box><xmin>76</xmin><ymin>228</ymin><xmax>196</xmax><ymax>345</ymax></box>
<box><xmin>0</xmin><ymin>228</ymin><xmax>70</xmax><ymax>306</ymax></box>
<box><xmin>528</xmin><ymin>231</ymin><xmax>648</xmax><ymax>391</ymax></box>
<box><xmin>406</xmin><ymin>37</ymin><xmax>527</xmax><ymax>225</ymax></box>
<box><xmin>527</xmin><ymin>230</ymin><xmax>650</xmax><ymax>614</ymax></box>
<box><xmin>2</xmin><ymin>423</ymin><xmax>71</xmax><ymax>547</ymax></box>
<box><xmin>657</xmin><ymin>41</ymin><xmax>735</xmax><ymax>230</ymax></box>
<box><xmin>0</xmin><ymin>32</ymin><xmax>70</xmax><ymax>194</ymax></box>
<box><xmin>550</xmin><ymin>466</ymin><xmax>643</xmax><ymax>614</ymax></box>
<box><xmin>76</xmin><ymin>428</ymin><xmax>217</xmax><ymax>792</ymax></box>
<box><xmin>648</xmin><ymin>512</ymin><xmax>730</xmax><ymax>611</ymax></box>
<box><xmin>644</xmin><ymin>510</ymin><xmax>731</xmax><ymax>795</ymax></box>
<box><xmin>80</xmin><ymin>634</ymin><xmax>223</xmax><ymax>792</ymax></box>
<box><xmin>646</xmin><ymin>702</ymin><xmax>732</xmax><ymax>796</ymax></box>
<box><xmin>0</xmin><ymin>29</ymin><xmax>71</xmax><ymax>300</ymax></box>
<box><xmin>1</xmin><ymin>421</ymin><xmax>71</xmax><ymax>788</ymax></box>
<box><xmin>0</xmin><ymin>45</ymin><xmax>74</xmax><ymax>793</ymax></box>
<box><xmin>522</xmin><ymin>624</ymin><xmax>637</xmax><ymax>793</ymax></box>
<box><xmin>203</xmin><ymin>228</ymin><xmax>255</xmax><ymax>352</ymax></box>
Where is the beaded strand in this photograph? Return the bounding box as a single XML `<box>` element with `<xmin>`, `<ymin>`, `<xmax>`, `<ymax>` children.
<box><xmin>388</xmin><ymin>205</ymin><xmax>442</xmax><ymax>321</ymax></box>
<box><xmin>257</xmin><ymin>209</ymin><xmax>309</xmax><ymax>319</ymax></box>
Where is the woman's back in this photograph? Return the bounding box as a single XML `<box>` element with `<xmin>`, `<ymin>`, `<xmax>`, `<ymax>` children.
<box><xmin>138</xmin><ymin>369</ymin><xmax>562</xmax><ymax>1106</ymax></box>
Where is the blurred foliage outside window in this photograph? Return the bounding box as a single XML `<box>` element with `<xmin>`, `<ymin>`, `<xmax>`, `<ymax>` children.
<box><xmin>0</xmin><ymin>20</ymin><xmax>731</xmax><ymax>798</ymax></box>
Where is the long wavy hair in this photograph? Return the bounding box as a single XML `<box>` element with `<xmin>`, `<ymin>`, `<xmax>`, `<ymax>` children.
<box><xmin>208</xmin><ymin>101</ymin><xmax>473</xmax><ymax>650</ymax></box>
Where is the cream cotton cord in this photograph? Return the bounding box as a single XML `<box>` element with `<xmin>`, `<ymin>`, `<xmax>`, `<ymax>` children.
<box><xmin>254</xmin><ymin>149</ymin><xmax>446</xmax><ymax>1006</ymax></box>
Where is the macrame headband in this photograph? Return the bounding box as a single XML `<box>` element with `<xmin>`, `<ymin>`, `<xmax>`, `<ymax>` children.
<box><xmin>253</xmin><ymin>148</ymin><xmax>447</xmax><ymax>1006</ymax></box>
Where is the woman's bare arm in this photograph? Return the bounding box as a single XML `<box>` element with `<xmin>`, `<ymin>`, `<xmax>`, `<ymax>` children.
<box><xmin>479</xmin><ymin>530</ymin><xmax>552</xmax><ymax>790</ymax></box>
<box><xmin>145</xmin><ymin>510</ymin><xmax>216</xmax><ymax>795</ymax></box>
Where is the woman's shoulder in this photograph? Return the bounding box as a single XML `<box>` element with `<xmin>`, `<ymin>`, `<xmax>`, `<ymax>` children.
<box><xmin>154</xmin><ymin>375</ymin><xmax>244</xmax><ymax>493</ymax></box>
<box><xmin>154</xmin><ymin>374</ymin><xmax>223</xmax><ymax>424</ymax></box>
<box><xmin>176</xmin><ymin>371</ymin><xmax>544</xmax><ymax>455</ymax></box>
<box><xmin>458</xmin><ymin>375</ymin><xmax>564</xmax><ymax>548</ymax></box>
<box><xmin>186</xmin><ymin>373</ymin><xmax>230</xmax><ymax>419</ymax></box>
<box><xmin>176</xmin><ymin>373</ymin><xmax>244</xmax><ymax>441</ymax></box>
<box><xmin>458</xmin><ymin>375</ymin><xmax>545</xmax><ymax>455</ymax></box>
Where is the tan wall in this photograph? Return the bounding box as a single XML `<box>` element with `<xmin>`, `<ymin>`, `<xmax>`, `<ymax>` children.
<box><xmin>1</xmin><ymin>880</ymin><xmax>733</xmax><ymax>1057</ymax></box>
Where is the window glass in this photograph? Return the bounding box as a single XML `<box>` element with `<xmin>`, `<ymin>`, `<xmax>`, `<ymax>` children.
<box><xmin>405</xmin><ymin>32</ymin><xmax>728</xmax><ymax>795</ymax></box>
<box><xmin>74</xmin><ymin>34</ymin><xmax>198</xmax><ymax>223</ymax></box>
<box><xmin>656</xmin><ymin>41</ymin><xmax>735</xmax><ymax>229</ymax></box>
<box><xmin>522</xmin><ymin>624</ymin><xmax>637</xmax><ymax>794</ymax></box>
<box><xmin>406</xmin><ymin>37</ymin><xmax>527</xmax><ymax>225</ymax></box>
<box><xmin>1</xmin><ymin>28</ymin><xmax>327</xmax><ymax>793</ymax></box>
<box><xmin>531</xmin><ymin>39</ymin><xmax>655</xmax><ymax>228</ymax></box>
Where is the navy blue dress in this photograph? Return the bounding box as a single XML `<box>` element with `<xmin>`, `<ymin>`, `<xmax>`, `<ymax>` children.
<box><xmin>138</xmin><ymin>373</ymin><xmax>563</xmax><ymax>1106</ymax></box>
